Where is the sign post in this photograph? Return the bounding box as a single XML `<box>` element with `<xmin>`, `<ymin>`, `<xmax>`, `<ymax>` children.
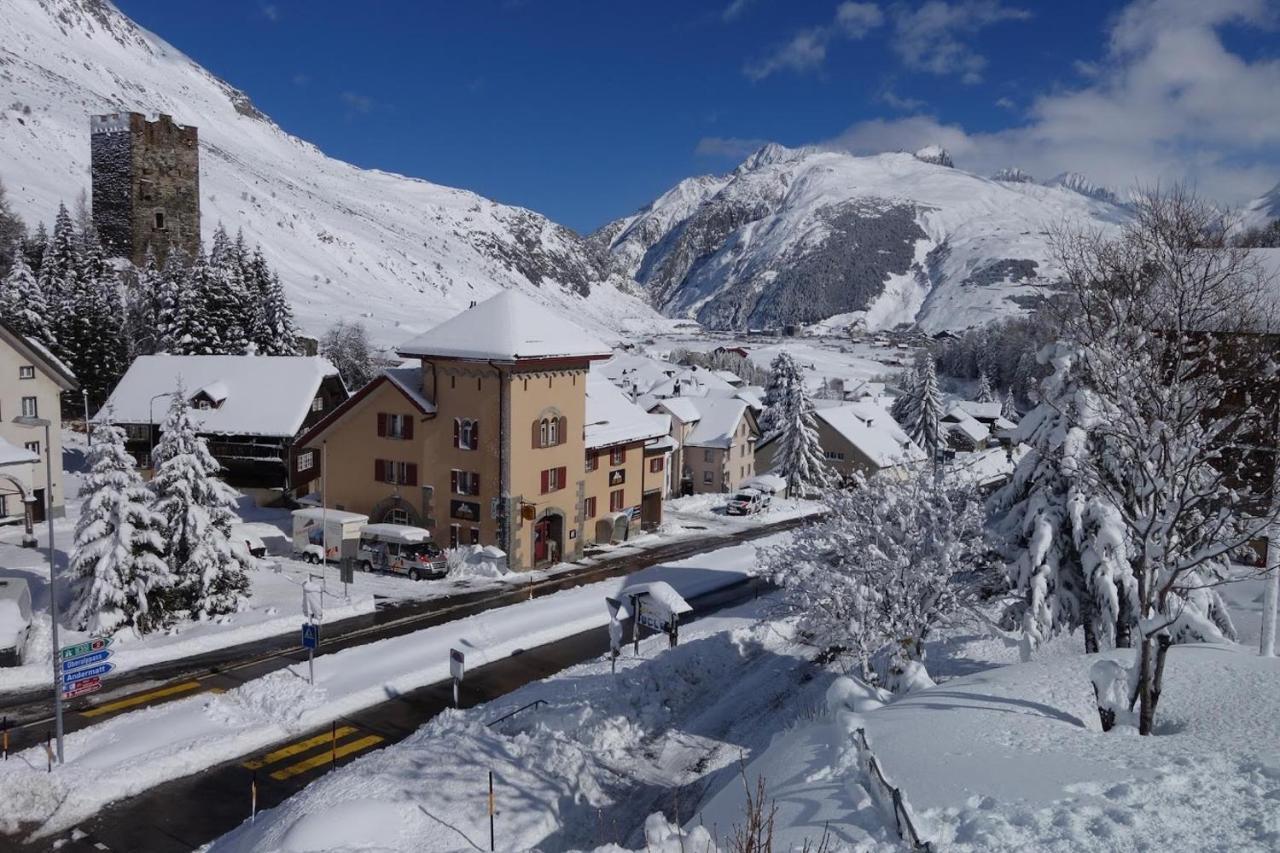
<box><xmin>450</xmin><ymin>648</ymin><xmax>465</xmax><ymax>708</ymax></box>
<box><xmin>340</xmin><ymin>557</ymin><xmax>354</xmax><ymax>597</ymax></box>
<box><xmin>605</xmin><ymin>597</ymin><xmax>624</xmax><ymax>674</ymax></box>
<box><xmin>59</xmin><ymin>636</ymin><xmax>113</xmax><ymax>702</ymax></box>
<box><xmin>302</xmin><ymin>622</ymin><xmax>320</xmax><ymax>685</ymax></box>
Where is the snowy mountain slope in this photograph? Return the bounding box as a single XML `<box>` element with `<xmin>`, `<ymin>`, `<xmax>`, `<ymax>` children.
<box><xmin>1239</xmin><ymin>181</ymin><xmax>1280</xmax><ymax>233</ymax></box>
<box><xmin>0</xmin><ymin>0</ymin><xmax>669</xmax><ymax>346</ymax></box>
<box><xmin>595</xmin><ymin>144</ymin><xmax>1130</xmax><ymax>333</ymax></box>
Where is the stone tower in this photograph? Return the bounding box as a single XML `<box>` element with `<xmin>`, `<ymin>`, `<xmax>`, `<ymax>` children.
<box><xmin>90</xmin><ymin>112</ymin><xmax>200</xmax><ymax>266</ymax></box>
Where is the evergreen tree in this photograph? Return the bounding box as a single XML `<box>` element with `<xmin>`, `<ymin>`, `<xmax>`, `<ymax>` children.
<box><xmin>206</xmin><ymin>225</ymin><xmax>251</xmax><ymax>354</ymax></box>
<box><xmin>257</xmin><ymin>270</ymin><xmax>301</xmax><ymax>355</ymax></box>
<box><xmin>1001</xmin><ymin>387</ymin><xmax>1019</xmax><ymax>422</ymax></box>
<box><xmin>153</xmin><ymin>249</ymin><xmax>191</xmax><ymax>353</ymax></box>
<box><xmin>903</xmin><ymin>357</ymin><xmax>943</xmax><ymax>459</ymax></box>
<box><xmin>67</xmin><ymin>422</ymin><xmax>172</xmax><ymax>634</ymax></box>
<box><xmin>0</xmin><ymin>177</ymin><xmax>24</xmax><ymax>278</ymax></box>
<box><xmin>0</xmin><ymin>254</ymin><xmax>56</xmax><ymax>350</ymax></box>
<box><xmin>151</xmin><ymin>391</ymin><xmax>251</xmax><ymax>618</ymax></box>
<box><xmin>169</xmin><ymin>251</ymin><xmax>218</xmax><ymax>355</ymax></box>
<box><xmin>889</xmin><ymin>365</ymin><xmax>918</xmax><ymax>423</ymax></box>
<box><xmin>757</xmin><ymin>353</ymin><xmax>789</xmax><ymax>437</ymax></box>
<box><xmin>975</xmin><ymin>370</ymin><xmax>996</xmax><ymax>404</ymax></box>
<box><xmin>39</xmin><ymin>203</ymin><xmax>79</xmax><ymax>355</ymax></box>
<box><xmin>61</xmin><ymin>234</ymin><xmax>128</xmax><ymax>409</ymax></box>
<box><xmin>23</xmin><ymin>222</ymin><xmax>48</xmax><ymax>277</ymax></box>
<box><xmin>770</xmin><ymin>351</ymin><xmax>832</xmax><ymax>496</ymax></box>
<box><xmin>123</xmin><ymin>247</ymin><xmax>162</xmax><ymax>358</ymax></box>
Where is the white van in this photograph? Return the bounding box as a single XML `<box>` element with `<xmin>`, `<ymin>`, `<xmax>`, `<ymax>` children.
<box><xmin>291</xmin><ymin>508</ymin><xmax>369</xmax><ymax>564</ymax></box>
<box><xmin>0</xmin><ymin>578</ymin><xmax>33</xmax><ymax>667</ymax></box>
<box><xmin>357</xmin><ymin>524</ymin><xmax>448</xmax><ymax>581</ymax></box>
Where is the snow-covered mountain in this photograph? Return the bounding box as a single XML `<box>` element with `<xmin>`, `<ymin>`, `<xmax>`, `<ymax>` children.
<box><xmin>595</xmin><ymin>144</ymin><xmax>1130</xmax><ymax>333</ymax></box>
<box><xmin>1240</xmin><ymin>182</ymin><xmax>1280</xmax><ymax>233</ymax></box>
<box><xmin>0</xmin><ymin>0</ymin><xmax>669</xmax><ymax>346</ymax></box>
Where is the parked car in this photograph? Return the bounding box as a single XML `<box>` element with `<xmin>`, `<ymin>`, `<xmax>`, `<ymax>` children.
<box><xmin>357</xmin><ymin>523</ymin><xmax>448</xmax><ymax>581</ymax></box>
<box><xmin>0</xmin><ymin>578</ymin><xmax>33</xmax><ymax>667</ymax></box>
<box><xmin>726</xmin><ymin>488</ymin><xmax>771</xmax><ymax>515</ymax></box>
<box><xmin>291</xmin><ymin>508</ymin><xmax>369</xmax><ymax>564</ymax></box>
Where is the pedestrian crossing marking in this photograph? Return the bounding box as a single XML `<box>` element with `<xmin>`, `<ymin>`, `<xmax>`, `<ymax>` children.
<box><xmin>268</xmin><ymin>734</ymin><xmax>384</xmax><ymax>781</ymax></box>
<box><xmin>243</xmin><ymin>726</ymin><xmax>358</xmax><ymax>769</ymax></box>
<box><xmin>79</xmin><ymin>680</ymin><xmax>202</xmax><ymax>718</ymax></box>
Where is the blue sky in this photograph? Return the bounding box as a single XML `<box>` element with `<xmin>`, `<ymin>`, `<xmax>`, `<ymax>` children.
<box><xmin>115</xmin><ymin>0</ymin><xmax>1280</xmax><ymax>232</ymax></box>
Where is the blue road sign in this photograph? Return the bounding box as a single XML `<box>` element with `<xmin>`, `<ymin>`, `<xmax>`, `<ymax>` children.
<box><xmin>302</xmin><ymin>622</ymin><xmax>319</xmax><ymax>650</ymax></box>
<box><xmin>60</xmin><ymin>650</ymin><xmax>111</xmax><ymax>673</ymax></box>
<box><xmin>60</xmin><ymin>662</ymin><xmax>114</xmax><ymax>684</ymax></box>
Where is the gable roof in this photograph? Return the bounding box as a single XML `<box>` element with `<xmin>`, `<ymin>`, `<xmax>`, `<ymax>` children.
<box><xmin>585</xmin><ymin>368</ymin><xmax>669</xmax><ymax>450</ymax></box>
<box><xmin>652</xmin><ymin>397</ymin><xmax>702</xmax><ymax>425</ymax></box>
<box><xmin>96</xmin><ymin>355</ymin><xmax>341</xmax><ymax>437</ymax></box>
<box><xmin>0</xmin><ymin>322</ymin><xmax>78</xmax><ymax>390</ymax></box>
<box><xmin>943</xmin><ymin>409</ymin><xmax>991</xmax><ymax>443</ymax></box>
<box><xmin>297</xmin><ymin>369</ymin><xmax>436</xmax><ymax>448</ymax></box>
<box><xmin>816</xmin><ymin>402</ymin><xmax>925</xmax><ymax>468</ymax></box>
<box><xmin>954</xmin><ymin>400</ymin><xmax>1003</xmax><ymax>421</ymax></box>
<box><xmin>396</xmin><ymin>290</ymin><xmax>612</xmax><ymax>362</ymax></box>
<box><xmin>685</xmin><ymin>397</ymin><xmax>752</xmax><ymax>449</ymax></box>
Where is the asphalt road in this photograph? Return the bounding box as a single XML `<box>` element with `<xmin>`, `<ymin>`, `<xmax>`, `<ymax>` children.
<box><xmin>23</xmin><ymin>574</ymin><xmax>772</xmax><ymax>852</ymax></box>
<box><xmin>0</xmin><ymin>514</ymin><xmax>811</xmax><ymax>745</ymax></box>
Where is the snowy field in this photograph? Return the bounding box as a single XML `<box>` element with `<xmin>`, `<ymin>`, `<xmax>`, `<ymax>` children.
<box><xmin>0</xmin><ymin>537</ymin><xmax>781</xmax><ymax>840</ymax></box>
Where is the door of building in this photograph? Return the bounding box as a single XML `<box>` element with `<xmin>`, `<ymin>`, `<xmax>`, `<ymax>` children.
<box><xmin>30</xmin><ymin>489</ymin><xmax>46</xmax><ymax>524</ymax></box>
<box><xmin>534</xmin><ymin>517</ymin><xmax>549</xmax><ymax>563</ymax></box>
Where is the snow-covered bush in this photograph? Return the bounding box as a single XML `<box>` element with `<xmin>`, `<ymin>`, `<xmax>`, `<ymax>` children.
<box><xmin>67</xmin><ymin>422</ymin><xmax>171</xmax><ymax>634</ymax></box>
<box><xmin>765</xmin><ymin>467</ymin><xmax>986</xmax><ymax>688</ymax></box>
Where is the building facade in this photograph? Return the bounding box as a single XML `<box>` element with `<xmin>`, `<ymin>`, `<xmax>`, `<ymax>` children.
<box><xmin>91</xmin><ymin>112</ymin><xmax>200</xmax><ymax>266</ymax></box>
<box><xmin>0</xmin><ymin>323</ymin><xmax>78</xmax><ymax>541</ymax></box>
<box><xmin>293</xmin><ymin>293</ymin><xmax>669</xmax><ymax>571</ymax></box>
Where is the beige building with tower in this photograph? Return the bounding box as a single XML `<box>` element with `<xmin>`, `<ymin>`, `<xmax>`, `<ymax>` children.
<box><xmin>292</xmin><ymin>292</ymin><xmax>669</xmax><ymax>571</ymax></box>
<box><xmin>0</xmin><ymin>322</ymin><xmax>78</xmax><ymax>543</ymax></box>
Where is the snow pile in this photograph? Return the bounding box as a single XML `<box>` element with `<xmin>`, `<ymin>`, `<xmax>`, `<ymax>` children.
<box><xmin>444</xmin><ymin>544</ymin><xmax>511</xmax><ymax>579</ymax></box>
<box><xmin>861</xmin><ymin>644</ymin><xmax>1280</xmax><ymax>852</ymax></box>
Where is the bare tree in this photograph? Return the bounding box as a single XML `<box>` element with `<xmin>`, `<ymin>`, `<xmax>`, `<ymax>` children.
<box><xmin>1048</xmin><ymin>186</ymin><xmax>1279</xmax><ymax>734</ymax></box>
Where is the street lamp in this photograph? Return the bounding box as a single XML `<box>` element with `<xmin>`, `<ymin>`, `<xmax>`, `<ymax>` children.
<box><xmin>14</xmin><ymin>414</ymin><xmax>63</xmax><ymax>765</ymax></box>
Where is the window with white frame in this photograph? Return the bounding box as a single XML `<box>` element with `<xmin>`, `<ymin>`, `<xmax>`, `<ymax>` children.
<box><xmin>455</xmin><ymin>418</ymin><xmax>478</xmax><ymax>450</ymax></box>
<box><xmin>297</xmin><ymin>450</ymin><xmax>315</xmax><ymax>472</ymax></box>
<box><xmin>703</xmin><ymin>470</ymin><xmax>713</xmax><ymax>484</ymax></box>
<box><xmin>703</xmin><ymin>448</ymin><xmax>714</xmax><ymax>463</ymax></box>
<box><xmin>25</xmin><ymin>441</ymin><xmax>40</xmax><ymax>456</ymax></box>
<box><xmin>310</xmin><ymin>396</ymin><xmax>324</xmax><ymax>413</ymax></box>
<box><xmin>20</xmin><ymin>397</ymin><xmax>37</xmax><ymax>418</ymax></box>
<box><xmin>18</xmin><ymin>365</ymin><xmax>35</xmax><ymax>380</ymax></box>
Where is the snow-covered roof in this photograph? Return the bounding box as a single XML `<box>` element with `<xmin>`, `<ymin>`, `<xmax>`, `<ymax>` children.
<box><xmin>652</xmin><ymin>397</ymin><xmax>702</xmax><ymax>425</ymax></box>
<box><xmin>684</xmin><ymin>397</ymin><xmax>751</xmax><ymax>449</ymax></box>
<box><xmin>383</xmin><ymin>366</ymin><xmax>437</xmax><ymax>414</ymax></box>
<box><xmin>396</xmin><ymin>291</ymin><xmax>612</xmax><ymax>362</ymax></box>
<box><xmin>618</xmin><ymin>580</ymin><xmax>693</xmax><ymax>615</ymax></box>
<box><xmin>712</xmin><ymin>369</ymin><xmax>745</xmax><ymax>386</ymax></box>
<box><xmin>955</xmin><ymin>400</ymin><xmax>1003</xmax><ymax>421</ymax></box>
<box><xmin>816</xmin><ymin>402</ymin><xmax>926</xmax><ymax>468</ymax></box>
<box><xmin>944</xmin><ymin>410</ymin><xmax>991</xmax><ymax>444</ymax></box>
<box><xmin>0</xmin><ymin>322</ymin><xmax>78</xmax><ymax>390</ymax></box>
<box><xmin>0</xmin><ymin>437</ymin><xmax>39</xmax><ymax>467</ymax></box>
<box><xmin>643</xmin><ymin>366</ymin><xmax>738</xmax><ymax>400</ymax></box>
<box><xmin>585</xmin><ymin>368</ymin><xmax>670</xmax><ymax>450</ymax></box>
<box><xmin>96</xmin><ymin>355</ymin><xmax>341</xmax><ymax>437</ymax></box>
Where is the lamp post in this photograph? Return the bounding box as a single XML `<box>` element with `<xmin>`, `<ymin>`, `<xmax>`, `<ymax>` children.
<box><xmin>15</xmin><ymin>415</ymin><xmax>63</xmax><ymax>764</ymax></box>
<box><xmin>82</xmin><ymin>390</ymin><xmax>92</xmax><ymax>446</ymax></box>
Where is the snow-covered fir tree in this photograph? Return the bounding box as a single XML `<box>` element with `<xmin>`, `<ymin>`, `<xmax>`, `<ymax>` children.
<box><xmin>39</xmin><ymin>203</ymin><xmax>79</xmax><ymax>354</ymax></box>
<box><xmin>988</xmin><ymin>343</ymin><xmax>1134</xmax><ymax>659</ymax></box>
<box><xmin>123</xmin><ymin>247</ymin><xmax>162</xmax><ymax>359</ymax></box>
<box><xmin>254</xmin><ymin>269</ymin><xmax>301</xmax><ymax>356</ymax></box>
<box><xmin>1000</xmin><ymin>387</ymin><xmax>1018</xmax><ymax>422</ymax></box>
<box><xmin>23</xmin><ymin>221</ymin><xmax>48</xmax><ymax>277</ymax></box>
<box><xmin>205</xmin><ymin>224</ymin><xmax>251</xmax><ymax>354</ymax></box>
<box><xmin>903</xmin><ymin>357</ymin><xmax>943</xmax><ymax>459</ymax></box>
<box><xmin>150</xmin><ymin>391</ymin><xmax>251</xmax><ymax>618</ymax></box>
<box><xmin>321</xmin><ymin>320</ymin><xmax>377</xmax><ymax>390</ymax></box>
<box><xmin>768</xmin><ymin>351</ymin><xmax>831</xmax><ymax>496</ymax></box>
<box><xmin>767</xmin><ymin>467</ymin><xmax>986</xmax><ymax>690</ymax></box>
<box><xmin>757</xmin><ymin>355</ymin><xmax>789</xmax><ymax>437</ymax></box>
<box><xmin>975</xmin><ymin>370</ymin><xmax>996</xmax><ymax>403</ymax></box>
<box><xmin>0</xmin><ymin>177</ymin><xmax>23</xmax><ymax>278</ymax></box>
<box><xmin>0</xmin><ymin>253</ymin><xmax>56</xmax><ymax>350</ymax></box>
<box><xmin>68</xmin><ymin>422</ymin><xmax>172</xmax><ymax>634</ymax></box>
<box><xmin>60</xmin><ymin>233</ymin><xmax>128</xmax><ymax>407</ymax></box>
<box><xmin>889</xmin><ymin>365</ymin><xmax>917</xmax><ymax>423</ymax></box>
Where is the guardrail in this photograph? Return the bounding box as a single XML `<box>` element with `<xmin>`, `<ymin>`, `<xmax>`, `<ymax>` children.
<box><xmin>853</xmin><ymin>727</ymin><xmax>933</xmax><ymax>852</ymax></box>
<box><xmin>485</xmin><ymin>699</ymin><xmax>547</xmax><ymax>728</ymax></box>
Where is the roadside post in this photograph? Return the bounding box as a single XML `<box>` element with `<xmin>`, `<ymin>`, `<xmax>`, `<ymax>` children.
<box><xmin>450</xmin><ymin>648</ymin><xmax>465</xmax><ymax>708</ymax></box>
<box><xmin>302</xmin><ymin>622</ymin><xmax>320</xmax><ymax>685</ymax></box>
<box><xmin>251</xmin><ymin>770</ymin><xmax>258</xmax><ymax>823</ymax></box>
<box><xmin>605</xmin><ymin>597</ymin><xmax>624</xmax><ymax>674</ymax></box>
<box><xmin>629</xmin><ymin>593</ymin><xmax>642</xmax><ymax>655</ymax></box>
<box><xmin>488</xmin><ymin>770</ymin><xmax>496</xmax><ymax>851</ymax></box>
<box><xmin>2</xmin><ymin>715</ymin><xmax>7</xmax><ymax>760</ymax></box>
<box><xmin>59</xmin><ymin>636</ymin><xmax>114</xmax><ymax>704</ymax></box>
<box><xmin>340</xmin><ymin>557</ymin><xmax>354</xmax><ymax>598</ymax></box>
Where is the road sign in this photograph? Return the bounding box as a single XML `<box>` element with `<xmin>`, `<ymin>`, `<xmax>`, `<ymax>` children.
<box><xmin>61</xmin><ymin>676</ymin><xmax>101</xmax><ymax>700</ymax></box>
<box><xmin>59</xmin><ymin>636</ymin><xmax>111</xmax><ymax>662</ymax></box>
<box><xmin>60</xmin><ymin>649</ymin><xmax>111</xmax><ymax>673</ymax></box>
<box><xmin>450</xmin><ymin>648</ymin><xmax>465</xmax><ymax>682</ymax></box>
<box><xmin>60</xmin><ymin>663</ymin><xmax>113</xmax><ymax>684</ymax></box>
<box><xmin>340</xmin><ymin>557</ymin><xmax>354</xmax><ymax>585</ymax></box>
<box><xmin>302</xmin><ymin>622</ymin><xmax>320</xmax><ymax>650</ymax></box>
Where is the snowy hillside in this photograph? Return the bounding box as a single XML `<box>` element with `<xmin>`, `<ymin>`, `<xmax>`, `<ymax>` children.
<box><xmin>1240</xmin><ymin>181</ymin><xmax>1280</xmax><ymax>233</ymax></box>
<box><xmin>0</xmin><ymin>0</ymin><xmax>670</xmax><ymax>346</ymax></box>
<box><xmin>596</xmin><ymin>144</ymin><xmax>1130</xmax><ymax>333</ymax></box>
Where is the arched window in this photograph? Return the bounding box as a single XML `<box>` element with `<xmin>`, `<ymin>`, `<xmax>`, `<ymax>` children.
<box><xmin>539</xmin><ymin>418</ymin><xmax>549</xmax><ymax>448</ymax></box>
<box><xmin>548</xmin><ymin>417</ymin><xmax>559</xmax><ymax>446</ymax></box>
<box><xmin>455</xmin><ymin>418</ymin><xmax>478</xmax><ymax>450</ymax></box>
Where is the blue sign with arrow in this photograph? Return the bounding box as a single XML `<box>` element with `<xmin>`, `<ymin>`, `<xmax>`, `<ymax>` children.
<box><xmin>60</xmin><ymin>663</ymin><xmax>114</xmax><ymax>684</ymax></box>
<box><xmin>302</xmin><ymin>622</ymin><xmax>319</xmax><ymax>650</ymax></box>
<box><xmin>60</xmin><ymin>650</ymin><xmax>111</xmax><ymax>673</ymax></box>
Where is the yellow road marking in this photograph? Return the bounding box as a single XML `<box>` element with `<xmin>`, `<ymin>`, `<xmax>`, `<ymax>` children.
<box><xmin>269</xmin><ymin>734</ymin><xmax>384</xmax><ymax>781</ymax></box>
<box><xmin>80</xmin><ymin>680</ymin><xmax>202</xmax><ymax>718</ymax></box>
<box><xmin>243</xmin><ymin>726</ymin><xmax>359</xmax><ymax>769</ymax></box>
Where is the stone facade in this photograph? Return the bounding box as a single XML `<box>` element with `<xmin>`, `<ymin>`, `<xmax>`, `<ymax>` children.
<box><xmin>90</xmin><ymin>113</ymin><xmax>200</xmax><ymax>266</ymax></box>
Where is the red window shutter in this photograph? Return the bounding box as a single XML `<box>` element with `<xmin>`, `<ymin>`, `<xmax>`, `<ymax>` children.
<box><xmin>403</xmin><ymin>417</ymin><xmax>414</xmax><ymax>440</ymax></box>
<box><xmin>558</xmin><ymin>416</ymin><xmax>567</xmax><ymax>446</ymax></box>
<box><xmin>407</xmin><ymin>464</ymin><xmax>418</xmax><ymax>486</ymax></box>
<box><xmin>453</xmin><ymin>419</ymin><xmax>460</xmax><ymax>448</ymax></box>
<box><xmin>374</xmin><ymin>459</ymin><xmax>385</xmax><ymax>482</ymax></box>
<box><xmin>450</xmin><ymin>470</ymin><xmax>458</xmax><ymax>493</ymax></box>
<box><xmin>557</xmin><ymin>467</ymin><xmax>567</xmax><ymax>490</ymax></box>
<box><xmin>377</xmin><ymin>413</ymin><xmax>387</xmax><ymax>437</ymax></box>
<box><xmin>619</xmin><ymin>447</ymin><xmax>626</xmax><ymax>464</ymax></box>
<box><xmin>532</xmin><ymin>419</ymin><xmax>540</xmax><ymax>449</ymax></box>
<box><xmin>540</xmin><ymin>469</ymin><xmax>549</xmax><ymax>494</ymax></box>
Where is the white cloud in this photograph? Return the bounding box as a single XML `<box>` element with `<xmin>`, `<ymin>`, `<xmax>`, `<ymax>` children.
<box><xmin>881</xmin><ymin>89</ymin><xmax>925</xmax><ymax>111</ymax></box>
<box><xmin>744</xmin><ymin>3</ymin><xmax>884</xmax><ymax>80</ymax></box>
<box><xmin>722</xmin><ymin>0</ymin><xmax>757</xmax><ymax>22</ymax></box>
<box><xmin>890</xmin><ymin>1</ymin><xmax>1030</xmax><ymax>84</ymax></box>
<box><xmin>696</xmin><ymin>136</ymin><xmax>774</xmax><ymax>159</ymax></box>
<box><xmin>340</xmin><ymin>92</ymin><xmax>375</xmax><ymax>114</ymax></box>
<box><xmin>260</xmin><ymin>4</ymin><xmax>280</xmax><ymax>22</ymax></box>
<box><xmin>825</xmin><ymin>0</ymin><xmax>1280</xmax><ymax>204</ymax></box>
<box><xmin>994</xmin><ymin>96</ymin><xmax>1016</xmax><ymax>110</ymax></box>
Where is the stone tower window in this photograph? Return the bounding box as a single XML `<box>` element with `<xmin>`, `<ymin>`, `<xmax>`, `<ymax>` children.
<box><xmin>154</xmin><ymin>211</ymin><xmax>166</xmax><ymax>230</ymax></box>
